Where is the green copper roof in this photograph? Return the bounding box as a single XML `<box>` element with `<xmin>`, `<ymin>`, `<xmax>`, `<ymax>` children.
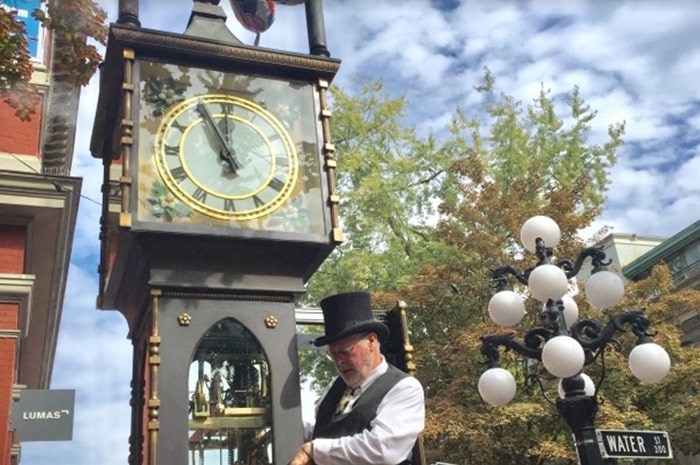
<box><xmin>623</xmin><ymin>219</ymin><xmax>700</xmax><ymax>279</ymax></box>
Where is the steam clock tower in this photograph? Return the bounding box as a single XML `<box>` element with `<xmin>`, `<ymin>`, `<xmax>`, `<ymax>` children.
<box><xmin>89</xmin><ymin>1</ymin><xmax>341</xmax><ymax>464</ymax></box>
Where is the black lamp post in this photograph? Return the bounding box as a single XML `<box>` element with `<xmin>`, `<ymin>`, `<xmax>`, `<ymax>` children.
<box><xmin>477</xmin><ymin>216</ymin><xmax>671</xmax><ymax>465</ymax></box>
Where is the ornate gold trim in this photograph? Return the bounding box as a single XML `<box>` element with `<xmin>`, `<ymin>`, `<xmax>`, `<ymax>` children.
<box><xmin>119</xmin><ymin>47</ymin><xmax>135</xmax><ymax>228</ymax></box>
<box><xmin>396</xmin><ymin>301</ymin><xmax>417</xmax><ymax>375</ymax></box>
<box><xmin>177</xmin><ymin>313</ymin><xmax>192</xmax><ymax>326</ymax></box>
<box><xmin>264</xmin><ymin>315</ymin><xmax>278</xmax><ymax>328</ymax></box>
<box><xmin>148</xmin><ymin>289</ymin><xmax>161</xmax><ymax>465</ymax></box>
<box><xmin>189</xmin><ymin>415</ymin><xmax>265</xmax><ymax>429</ymax></box>
<box><xmin>331</xmin><ymin>227</ymin><xmax>345</xmax><ymax>243</ymax></box>
<box><xmin>317</xmin><ymin>77</ymin><xmax>344</xmax><ymax>244</ymax></box>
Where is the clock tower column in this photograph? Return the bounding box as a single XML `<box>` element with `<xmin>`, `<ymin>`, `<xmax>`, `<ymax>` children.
<box><xmin>90</xmin><ymin>2</ymin><xmax>341</xmax><ymax>465</ymax></box>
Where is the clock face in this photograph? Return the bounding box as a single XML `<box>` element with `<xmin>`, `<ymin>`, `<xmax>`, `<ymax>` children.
<box><xmin>154</xmin><ymin>94</ymin><xmax>299</xmax><ymax>221</ymax></box>
<box><xmin>135</xmin><ymin>61</ymin><xmax>327</xmax><ymax>235</ymax></box>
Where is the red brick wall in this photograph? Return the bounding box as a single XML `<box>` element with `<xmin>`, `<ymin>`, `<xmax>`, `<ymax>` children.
<box><xmin>0</xmin><ymin>98</ymin><xmax>42</xmax><ymax>156</ymax></box>
<box><xmin>0</xmin><ymin>303</ymin><xmax>20</xmax><ymax>465</ymax></box>
<box><xmin>0</xmin><ymin>303</ymin><xmax>18</xmax><ymax>330</ymax></box>
<box><xmin>0</xmin><ymin>225</ymin><xmax>26</xmax><ymax>465</ymax></box>
<box><xmin>0</xmin><ymin>226</ymin><xmax>26</xmax><ymax>273</ymax></box>
<box><xmin>0</xmin><ymin>35</ymin><xmax>47</xmax><ymax>465</ymax></box>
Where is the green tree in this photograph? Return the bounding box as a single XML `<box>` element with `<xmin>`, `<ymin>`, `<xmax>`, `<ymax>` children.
<box><xmin>607</xmin><ymin>265</ymin><xmax>700</xmax><ymax>458</ymax></box>
<box><xmin>0</xmin><ymin>0</ymin><xmax>106</xmax><ymax>120</ymax></box>
<box><xmin>407</xmin><ymin>72</ymin><xmax>696</xmax><ymax>465</ymax></box>
<box><xmin>301</xmin><ymin>68</ymin><xmax>673</xmax><ymax>465</ymax></box>
<box><xmin>304</xmin><ymin>69</ymin><xmax>698</xmax><ymax>465</ymax></box>
<box><xmin>0</xmin><ymin>7</ymin><xmax>38</xmax><ymax>120</ymax></box>
<box><xmin>308</xmin><ymin>68</ymin><xmax>624</xmax><ymax>342</ymax></box>
<box><xmin>304</xmin><ymin>80</ymin><xmax>452</xmax><ymax>305</ymax></box>
<box><xmin>301</xmin><ymin>79</ymin><xmax>454</xmax><ymax>390</ymax></box>
<box><xmin>417</xmin><ymin>263</ymin><xmax>700</xmax><ymax>465</ymax></box>
<box><xmin>394</xmin><ymin>69</ymin><xmax>626</xmax><ymax>465</ymax></box>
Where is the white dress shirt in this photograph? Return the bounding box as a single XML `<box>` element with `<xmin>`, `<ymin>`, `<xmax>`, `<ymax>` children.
<box><xmin>304</xmin><ymin>358</ymin><xmax>425</xmax><ymax>465</ymax></box>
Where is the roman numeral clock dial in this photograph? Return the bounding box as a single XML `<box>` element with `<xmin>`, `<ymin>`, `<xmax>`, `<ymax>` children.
<box><xmin>153</xmin><ymin>94</ymin><xmax>299</xmax><ymax>222</ymax></box>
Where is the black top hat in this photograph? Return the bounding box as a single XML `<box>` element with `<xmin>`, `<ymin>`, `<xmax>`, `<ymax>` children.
<box><xmin>313</xmin><ymin>291</ymin><xmax>389</xmax><ymax>346</ymax></box>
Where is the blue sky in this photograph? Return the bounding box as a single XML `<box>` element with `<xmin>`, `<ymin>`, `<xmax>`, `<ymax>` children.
<box><xmin>21</xmin><ymin>1</ymin><xmax>700</xmax><ymax>464</ymax></box>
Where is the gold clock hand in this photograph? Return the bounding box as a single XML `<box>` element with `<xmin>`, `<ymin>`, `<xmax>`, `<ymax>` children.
<box><xmin>196</xmin><ymin>102</ymin><xmax>241</xmax><ymax>172</ymax></box>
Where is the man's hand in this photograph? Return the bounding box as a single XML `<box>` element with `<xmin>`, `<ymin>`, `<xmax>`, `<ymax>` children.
<box><xmin>288</xmin><ymin>441</ymin><xmax>314</xmax><ymax>465</ymax></box>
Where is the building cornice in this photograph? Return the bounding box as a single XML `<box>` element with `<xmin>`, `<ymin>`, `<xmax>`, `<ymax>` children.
<box><xmin>0</xmin><ymin>170</ymin><xmax>82</xmax><ymax>388</ymax></box>
<box><xmin>623</xmin><ymin>220</ymin><xmax>700</xmax><ymax>279</ymax></box>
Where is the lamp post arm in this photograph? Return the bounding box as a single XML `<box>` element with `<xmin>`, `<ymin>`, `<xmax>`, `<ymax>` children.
<box><xmin>558</xmin><ymin>246</ymin><xmax>612</xmax><ymax>279</ymax></box>
<box><xmin>523</xmin><ymin>326</ymin><xmax>553</xmax><ymax>351</ymax></box>
<box><xmin>570</xmin><ymin>309</ymin><xmax>651</xmax><ymax>351</ymax></box>
<box><xmin>491</xmin><ymin>266</ymin><xmax>528</xmax><ymax>291</ymax></box>
<box><xmin>480</xmin><ymin>332</ymin><xmax>545</xmax><ymax>367</ymax></box>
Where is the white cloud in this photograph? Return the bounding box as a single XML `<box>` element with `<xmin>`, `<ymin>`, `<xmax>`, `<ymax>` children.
<box><xmin>606</xmin><ymin>166</ymin><xmax>659</xmax><ymax>205</ymax></box>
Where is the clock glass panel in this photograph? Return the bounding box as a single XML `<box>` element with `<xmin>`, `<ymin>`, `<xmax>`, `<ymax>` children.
<box><xmin>135</xmin><ymin>60</ymin><xmax>326</xmax><ymax>235</ymax></box>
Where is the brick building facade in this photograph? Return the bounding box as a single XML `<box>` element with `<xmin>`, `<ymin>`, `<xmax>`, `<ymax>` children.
<box><xmin>0</xmin><ymin>16</ymin><xmax>82</xmax><ymax>465</ymax></box>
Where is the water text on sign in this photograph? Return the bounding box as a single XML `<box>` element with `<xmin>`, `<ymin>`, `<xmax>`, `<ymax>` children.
<box><xmin>604</xmin><ymin>434</ymin><xmax>646</xmax><ymax>454</ymax></box>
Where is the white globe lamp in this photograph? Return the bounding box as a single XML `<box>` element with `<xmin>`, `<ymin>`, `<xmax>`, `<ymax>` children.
<box><xmin>478</xmin><ymin>367</ymin><xmax>517</xmax><ymax>406</ymax></box>
<box><xmin>520</xmin><ymin>215</ymin><xmax>561</xmax><ymax>253</ymax></box>
<box><xmin>586</xmin><ymin>270</ymin><xmax>625</xmax><ymax>309</ymax></box>
<box><xmin>541</xmin><ymin>335</ymin><xmax>585</xmax><ymax>378</ymax></box>
<box><xmin>528</xmin><ymin>264</ymin><xmax>569</xmax><ymax>302</ymax></box>
<box><xmin>488</xmin><ymin>290</ymin><xmax>526</xmax><ymax>327</ymax></box>
<box><xmin>628</xmin><ymin>342</ymin><xmax>671</xmax><ymax>383</ymax></box>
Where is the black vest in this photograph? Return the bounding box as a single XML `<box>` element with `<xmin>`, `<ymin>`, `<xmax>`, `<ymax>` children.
<box><xmin>313</xmin><ymin>365</ymin><xmax>411</xmax><ymax>465</ymax></box>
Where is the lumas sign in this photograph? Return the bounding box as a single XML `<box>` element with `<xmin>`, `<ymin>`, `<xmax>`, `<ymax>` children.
<box><xmin>11</xmin><ymin>389</ymin><xmax>75</xmax><ymax>442</ymax></box>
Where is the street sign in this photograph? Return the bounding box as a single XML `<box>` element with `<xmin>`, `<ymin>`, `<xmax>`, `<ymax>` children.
<box><xmin>596</xmin><ymin>429</ymin><xmax>672</xmax><ymax>459</ymax></box>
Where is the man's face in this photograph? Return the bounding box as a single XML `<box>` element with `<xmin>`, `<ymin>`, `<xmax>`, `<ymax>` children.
<box><xmin>327</xmin><ymin>332</ymin><xmax>379</xmax><ymax>388</ymax></box>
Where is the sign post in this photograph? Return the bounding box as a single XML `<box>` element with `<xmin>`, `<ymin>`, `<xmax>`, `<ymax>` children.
<box><xmin>596</xmin><ymin>429</ymin><xmax>672</xmax><ymax>460</ymax></box>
